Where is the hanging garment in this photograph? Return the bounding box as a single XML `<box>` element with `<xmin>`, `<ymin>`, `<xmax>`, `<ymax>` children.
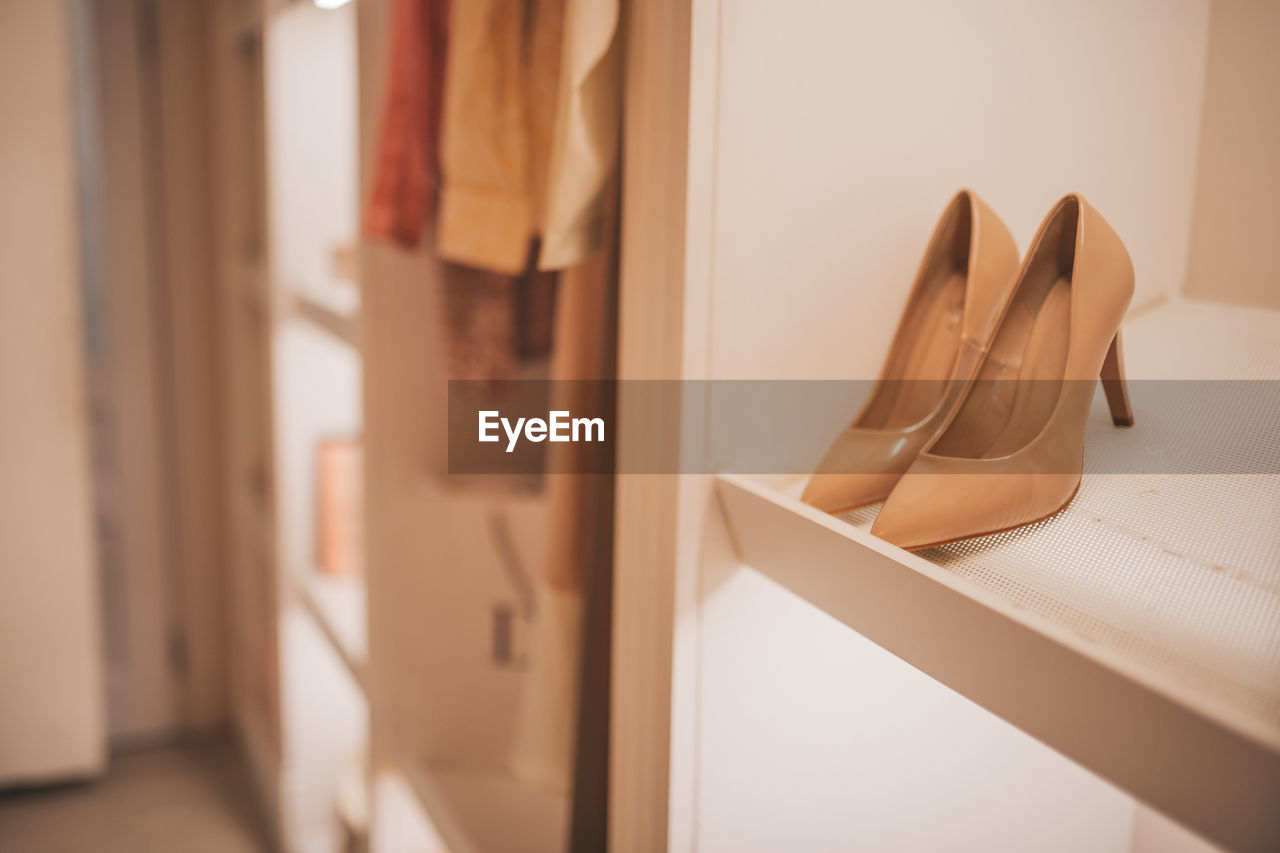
<box><xmin>538</xmin><ymin>0</ymin><xmax>621</xmax><ymax>269</ymax></box>
<box><xmin>435</xmin><ymin>0</ymin><xmax>564</xmax><ymax>274</ymax></box>
<box><xmin>364</xmin><ymin>0</ymin><xmax>451</xmax><ymax>248</ymax></box>
<box><xmin>439</xmin><ymin>243</ymin><xmax>559</xmax><ymax>383</ymax></box>
<box><xmin>434</xmin><ymin>0</ymin><xmax>620</xmax><ymax>273</ymax></box>
<box><xmin>438</xmin><ymin>262</ymin><xmax>519</xmax><ymax>381</ymax></box>
<box><xmin>365</xmin><ymin>0</ymin><xmax>558</xmax><ymax>382</ymax></box>
<box><xmin>369</xmin><ymin>0</ymin><xmax>619</xmax><ymax>381</ymax></box>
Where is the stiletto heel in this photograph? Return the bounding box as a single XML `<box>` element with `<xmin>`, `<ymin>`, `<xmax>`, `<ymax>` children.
<box><xmin>1101</xmin><ymin>331</ymin><xmax>1134</xmax><ymax>427</ymax></box>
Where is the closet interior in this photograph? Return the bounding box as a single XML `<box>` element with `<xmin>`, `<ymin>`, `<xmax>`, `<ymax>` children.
<box><xmin>16</xmin><ymin>2</ymin><xmax>1268</xmax><ymax>853</ymax></box>
<box><xmin>225</xmin><ymin>2</ymin><xmax>1280</xmax><ymax>851</ymax></box>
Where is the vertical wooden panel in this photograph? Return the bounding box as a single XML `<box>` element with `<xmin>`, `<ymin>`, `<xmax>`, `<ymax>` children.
<box><xmin>610</xmin><ymin>0</ymin><xmax>710</xmax><ymax>850</ymax></box>
<box><xmin>205</xmin><ymin>0</ymin><xmax>283</xmax><ymax>838</ymax></box>
<box><xmin>151</xmin><ymin>0</ymin><xmax>229</xmax><ymax>732</ymax></box>
<box><xmin>89</xmin><ymin>0</ymin><xmax>185</xmax><ymax>744</ymax></box>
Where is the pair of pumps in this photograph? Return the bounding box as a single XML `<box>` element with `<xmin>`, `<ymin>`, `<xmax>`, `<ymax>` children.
<box><xmin>803</xmin><ymin>191</ymin><xmax>1135</xmax><ymax>550</ymax></box>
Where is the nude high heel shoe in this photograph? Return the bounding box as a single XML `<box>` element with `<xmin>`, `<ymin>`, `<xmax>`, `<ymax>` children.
<box><xmin>870</xmin><ymin>193</ymin><xmax>1135</xmax><ymax>550</ymax></box>
<box><xmin>801</xmin><ymin>190</ymin><xmax>1020</xmax><ymax>513</ymax></box>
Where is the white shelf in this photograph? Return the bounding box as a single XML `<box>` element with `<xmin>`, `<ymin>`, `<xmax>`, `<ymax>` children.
<box><xmin>297</xmin><ymin>570</ymin><xmax>367</xmax><ymax>691</ymax></box>
<box><xmin>400</xmin><ymin>761</ymin><xmax>568</xmax><ymax>853</ymax></box>
<box><xmin>280</xmin><ymin>606</ymin><xmax>369</xmax><ymax>853</ymax></box>
<box><xmin>716</xmin><ymin>297</ymin><xmax>1280</xmax><ymax>853</ymax></box>
<box><xmin>286</xmin><ymin>287</ymin><xmax>359</xmax><ymax>348</ymax></box>
<box><xmin>272</xmin><ymin>312</ymin><xmax>364</xmax><ymax>689</ymax></box>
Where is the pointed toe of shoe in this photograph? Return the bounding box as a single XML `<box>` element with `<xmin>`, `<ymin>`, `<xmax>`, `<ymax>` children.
<box><xmin>871</xmin><ymin>458</ymin><xmax>1079</xmax><ymax>551</ymax></box>
<box><xmin>801</xmin><ymin>472</ymin><xmax>897</xmax><ymax>514</ymax></box>
<box><xmin>870</xmin><ymin>469</ymin><xmax>1011</xmax><ymax>551</ymax></box>
<box><xmin>868</xmin><ymin>472</ymin><xmax>959</xmax><ymax>550</ymax></box>
<box><xmin>801</xmin><ymin>426</ymin><xmax>932</xmax><ymax>514</ymax></box>
<box><xmin>868</xmin><ymin>501</ymin><xmax>929</xmax><ymax>551</ymax></box>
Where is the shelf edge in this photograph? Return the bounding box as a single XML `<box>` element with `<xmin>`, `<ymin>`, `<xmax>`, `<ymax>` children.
<box><xmin>715</xmin><ymin>472</ymin><xmax>1280</xmax><ymax>853</ymax></box>
<box><xmin>295</xmin><ymin>574</ymin><xmax>368</xmax><ymax>694</ymax></box>
<box><xmin>286</xmin><ymin>290</ymin><xmax>360</xmax><ymax>348</ymax></box>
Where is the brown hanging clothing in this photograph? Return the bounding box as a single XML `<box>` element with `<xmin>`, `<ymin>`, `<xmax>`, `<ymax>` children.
<box><xmin>438</xmin><ymin>243</ymin><xmax>558</xmax><ymax>383</ymax></box>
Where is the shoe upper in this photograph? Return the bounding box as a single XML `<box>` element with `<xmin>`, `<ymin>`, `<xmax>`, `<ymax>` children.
<box><xmin>801</xmin><ymin>189</ymin><xmax>1020</xmax><ymax>513</ymax></box>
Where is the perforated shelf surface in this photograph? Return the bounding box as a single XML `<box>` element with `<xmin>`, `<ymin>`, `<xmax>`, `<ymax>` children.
<box><xmin>831</xmin><ymin>297</ymin><xmax>1280</xmax><ymax>748</ymax></box>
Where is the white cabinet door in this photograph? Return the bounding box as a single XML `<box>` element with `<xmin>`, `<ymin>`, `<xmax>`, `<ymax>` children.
<box><xmin>0</xmin><ymin>0</ymin><xmax>107</xmax><ymax>786</ymax></box>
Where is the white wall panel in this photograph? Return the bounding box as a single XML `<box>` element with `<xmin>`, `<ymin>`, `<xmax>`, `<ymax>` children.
<box><xmin>707</xmin><ymin>0</ymin><xmax>1209</xmax><ymax>380</ymax></box>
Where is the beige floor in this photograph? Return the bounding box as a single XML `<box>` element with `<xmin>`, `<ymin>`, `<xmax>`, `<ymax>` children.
<box><xmin>0</xmin><ymin>740</ymin><xmax>269</xmax><ymax>853</ymax></box>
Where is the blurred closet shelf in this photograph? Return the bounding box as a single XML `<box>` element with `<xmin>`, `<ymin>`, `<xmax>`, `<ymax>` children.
<box><xmin>717</xmin><ymin>296</ymin><xmax>1280</xmax><ymax>853</ymax></box>
<box><xmin>399</xmin><ymin>760</ymin><xmax>567</xmax><ymax>853</ymax></box>
<box><xmin>297</xmin><ymin>570</ymin><xmax>368</xmax><ymax>691</ymax></box>
<box><xmin>284</xmin><ymin>283</ymin><xmax>361</xmax><ymax>348</ymax></box>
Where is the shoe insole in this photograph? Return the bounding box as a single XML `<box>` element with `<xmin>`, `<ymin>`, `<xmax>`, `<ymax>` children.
<box><xmin>933</xmin><ymin>274</ymin><xmax>1072</xmax><ymax>459</ymax></box>
<box><xmin>982</xmin><ymin>275</ymin><xmax>1070</xmax><ymax>457</ymax></box>
<box><xmin>859</xmin><ymin>268</ymin><xmax>965</xmax><ymax>430</ymax></box>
